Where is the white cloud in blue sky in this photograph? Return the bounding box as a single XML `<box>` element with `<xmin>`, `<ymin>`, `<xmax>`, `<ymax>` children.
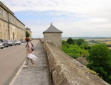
<box><xmin>1</xmin><ymin>0</ymin><xmax>111</xmax><ymax>38</ymax></box>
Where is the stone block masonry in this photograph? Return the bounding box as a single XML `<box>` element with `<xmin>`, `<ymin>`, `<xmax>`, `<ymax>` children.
<box><xmin>44</xmin><ymin>42</ymin><xmax>109</xmax><ymax>85</ymax></box>
<box><xmin>0</xmin><ymin>1</ymin><xmax>25</xmax><ymax>40</ymax></box>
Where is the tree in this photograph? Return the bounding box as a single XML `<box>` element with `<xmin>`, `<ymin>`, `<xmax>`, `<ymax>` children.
<box><xmin>62</xmin><ymin>41</ymin><xmax>89</xmax><ymax>58</ymax></box>
<box><xmin>26</xmin><ymin>31</ymin><xmax>30</xmax><ymax>37</ymax></box>
<box><xmin>80</xmin><ymin>42</ymin><xmax>88</xmax><ymax>49</ymax></box>
<box><xmin>63</xmin><ymin>39</ymin><xmax>89</xmax><ymax>58</ymax></box>
<box><xmin>76</xmin><ymin>39</ymin><xmax>85</xmax><ymax>46</ymax></box>
<box><xmin>63</xmin><ymin>44</ymin><xmax>81</xmax><ymax>58</ymax></box>
<box><xmin>80</xmin><ymin>49</ymin><xmax>89</xmax><ymax>57</ymax></box>
<box><xmin>66</xmin><ymin>37</ymin><xmax>74</xmax><ymax>44</ymax></box>
<box><xmin>87</xmin><ymin>44</ymin><xmax>111</xmax><ymax>83</ymax></box>
<box><xmin>73</xmin><ymin>39</ymin><xmax>78</xmax><ymax>44</ymax></box>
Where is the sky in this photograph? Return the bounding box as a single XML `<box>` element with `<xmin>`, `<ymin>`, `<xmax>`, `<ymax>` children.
<box><xmin>1</xmin><ymin>0</ymin><xmax>111</xmax><ymax>38</ymax></box>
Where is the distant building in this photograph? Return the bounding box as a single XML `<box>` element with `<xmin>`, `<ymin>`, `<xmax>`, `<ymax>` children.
<box><xmin>0</xmin><ymin>1</ymin><xmax>25</xmax><ymax>40</ymax></box>
<box><xmin>26</xmin><ymin>27</ymin><xmax>32</xmax><ymax>38</ymax></box>
<box><xmin>43</xmin><ymin>23</ymin><xmax>62</xmax><ymax>49</ymax></box>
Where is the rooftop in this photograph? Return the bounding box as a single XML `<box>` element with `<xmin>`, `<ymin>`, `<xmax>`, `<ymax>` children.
<box><xmin>0</xmin><ymin>1</ymin><xmax>25</xmax><ymax>26</ymax></box>
<box><xmin>0</xmin><ymin>1</ymin><xmax>14</xmax><ymax>15</ymax></box>
<box><xmin>43</xmin><ymin>24</ymin><xmax>62</xmax><ymax>33</ymax></box>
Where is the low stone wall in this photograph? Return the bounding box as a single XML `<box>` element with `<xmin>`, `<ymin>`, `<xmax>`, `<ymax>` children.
<box><xmin>44</xmin><ymin>42</ymin><xmax>109</xmax><ymax>85</ymax></box>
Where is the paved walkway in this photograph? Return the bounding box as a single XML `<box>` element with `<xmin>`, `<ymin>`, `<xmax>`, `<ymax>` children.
<box><xmin>0</xmin><ymin>42</ymin><xmax>27</xmax><ymax>85</ymax></box>
<box><xmin>12</xmin><ymin>41</ymin><xmax>51</xmax><ymax>85</ymax></box>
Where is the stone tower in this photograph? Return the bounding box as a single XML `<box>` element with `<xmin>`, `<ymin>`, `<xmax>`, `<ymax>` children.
<box><xmin>43</xmin><ymin>23</ymin><xmax>62</xmax><ymax>49</ymax></box>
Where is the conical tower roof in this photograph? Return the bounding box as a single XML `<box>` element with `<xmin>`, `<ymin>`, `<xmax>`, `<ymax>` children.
<box><xmin>43</xmin><ymin>24</ymin><xmax>62</xmax><ymax>33</ymax></box>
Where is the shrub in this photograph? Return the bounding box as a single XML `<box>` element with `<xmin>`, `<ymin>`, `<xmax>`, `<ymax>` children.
<box><xmin>62</xmin><ymin>40</ymin><xmax>89</xmax><ymax>58</ymax></box>
<box><xmin>26</xmin><ymin>31</ymin><xmax>30</xmax><ymax>37</ymax></box>
<box><xmin>87</xmin><ymin>44</ymin><xmax>111</xmax><ymax>84</ymax></box>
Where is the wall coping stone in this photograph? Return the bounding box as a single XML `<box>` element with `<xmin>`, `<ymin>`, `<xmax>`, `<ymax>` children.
<box><xmin>45</xmin><ymin>42</ymin><xmax>109</xmax><ymax>85</ymax></box>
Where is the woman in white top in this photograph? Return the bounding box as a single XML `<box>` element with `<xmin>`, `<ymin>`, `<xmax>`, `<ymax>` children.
<box><xmin>25</xmin><ymin>37</ymin><xmax>37</xmax><ymax>66</ymax></box>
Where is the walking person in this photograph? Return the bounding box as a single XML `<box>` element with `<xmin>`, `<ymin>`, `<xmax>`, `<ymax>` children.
<box><xmin>25</xmin><ymin>37</ymin><xmax>37</xmax><ymax>66</ymax></box>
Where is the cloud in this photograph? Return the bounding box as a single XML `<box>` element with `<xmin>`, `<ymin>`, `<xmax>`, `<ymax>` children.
<box><xmin>1</xmin><ymin>0</ymin><xmax>111</xmax><ymax>15</ymax></box>
<box><xmin>1</xmin><ymin>0</ymin><xmax>111</xmax><ymax>37</ymax></box>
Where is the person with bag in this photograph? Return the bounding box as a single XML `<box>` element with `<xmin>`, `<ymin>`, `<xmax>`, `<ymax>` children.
<box><xmin>25</xmin><ymin>37</ymin><xmax>37</xmax><ymax>66</ymax></box>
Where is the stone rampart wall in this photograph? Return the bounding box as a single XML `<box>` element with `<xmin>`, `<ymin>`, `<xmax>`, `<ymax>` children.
<box><xmin>44</xmin><ymin>42</ymin><xmax>109</xmax><ymax>85</ymax></box>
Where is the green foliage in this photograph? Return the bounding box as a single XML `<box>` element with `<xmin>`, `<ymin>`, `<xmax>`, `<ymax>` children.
<box><xmin>66</xmin><ymin>37</ymin><xmax>74</xmax><ymax>44</ymax></box>
<box><xmin>62</xmin><ymin>39</ymin><xmax>89</xmax><ymax>58</ymax></box>
<box><xmin>63</xmin><ymin>38</ymin><xmax>111</xmax><ymax>84</ymax></box>
<box><xmin>80</xmin><ymin>49</ymin><xmax>89</xmax><ymax>57</ymax></box>
<box><xmin>26</xmin><ymin>31</ymin><xmax>30</xmax><ymax>37</ymax></box>
<box><xmin>76</xmin><ymin>39</ymin><xmax>85</xmax><ymax>46</ymax></box>
<box><xmin>87</xmin><ymin>44</ymin><xmax>111</xmax><ymax>64</ymax></box>
<box><xmin>62</xmin><ymin>43</ymin><xmax>80</xmax><ymax>58</ymax></box>
<box><xmin>87</xmin><ymin>44</ymin><xmax>111</xmax><ymax>84</ymax></box>
<box><xmin>66</xmin><ymin>38</ymin><xmax>88</xmax><ymax>48</ymax></box>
